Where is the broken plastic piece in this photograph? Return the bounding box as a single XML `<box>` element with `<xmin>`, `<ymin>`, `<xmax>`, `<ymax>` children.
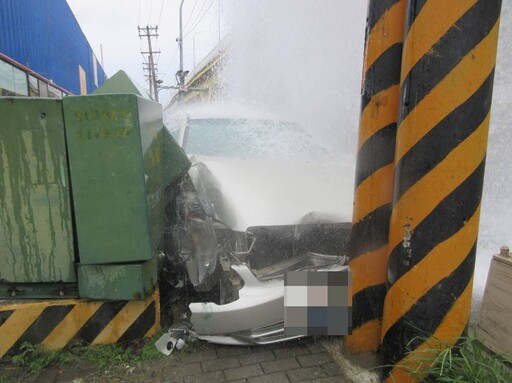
<box><xmin>155</xmin><ymin>325</ymin><xmax>192</xmax><ymax>356</ymax></box>
<box><xmin>176</xmin><ymin>338</ymin><xmax>186</xmax><ymax>350</ymax></box>
<box><xmin>155</xmin><ymin>332</ymin><xmax>178</xmax><ymax>356</ymax></box>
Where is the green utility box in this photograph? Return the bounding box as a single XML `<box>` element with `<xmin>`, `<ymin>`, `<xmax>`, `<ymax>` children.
<box><xmin>63</xmin><ymin>94</ymin><xmax>189</xmax><ymax>299</ymax></box>
<box><xmin>77</xmin><ymin>258</ymin><xmax>158</xmax><ymax>300</ymax></box>
<box><xmin>0</xmin><ymin>98</ymin><xmax>76</xmax><ymax>298</ymax></box>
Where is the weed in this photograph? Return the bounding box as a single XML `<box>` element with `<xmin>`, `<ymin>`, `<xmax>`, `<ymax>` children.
<box><xmin>81</xmin><ymin>344</ymin><xmax>133</xmax><ymax>369</ymax></box>
<box><xmin>8</xmin><ymin>331</ymin><xmax>165</xmax><ymax>375</ymax></box>
<box><xmin>76</xmin><ymin>331</ymin><xmax>166</xmax><ymax>367</ymax></box>
<box><xmin>138</xmin><ymin>332</ymin><xmax>165</xmax><ymax>362</ymax></box>
<box><xmin>392</xmin><ymin>336</ymin><xmax>512</xmax><ymax>383</ymax></box>
<box><xmin>0</xmin><ymin>375</ymin><xmax>16</xmax><ymax>383</ymax></box>
<box><xmin>11</xmin><ymin>342</ymin><xmax>73</xmax><ymax>373</ymax></box>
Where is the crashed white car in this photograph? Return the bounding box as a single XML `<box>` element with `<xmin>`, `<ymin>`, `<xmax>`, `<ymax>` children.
<box><xmin>163</xmin><ymin>108</ymin><xmax>353</xmax><ymax>344</ymax></box>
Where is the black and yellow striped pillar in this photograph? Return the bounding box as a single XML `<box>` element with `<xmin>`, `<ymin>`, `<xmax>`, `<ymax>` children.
<box><xmin>345</xmin><ymin>0</ymin><xmax>406</xmax><ymax>353</ymax></box>
<box><xmin>381</xmin><ymin>0</ymin><xmax>502</xmax><ymax>381</ymax></box>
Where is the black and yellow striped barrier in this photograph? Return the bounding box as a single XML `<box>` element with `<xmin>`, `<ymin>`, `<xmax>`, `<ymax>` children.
<box><xmin>0</xmin><ymin>289</ymin><xmax>160</xmax><ymax>359</ymax></box>
<box><xmin>345</xmin><ymin>0</ymin><xmax>406</xmax><ymax>353</ymax></box>
<box><xmin>381</xmin><ymin>0</ymin><xmax>502</xmax><ymax>381</ymax></box>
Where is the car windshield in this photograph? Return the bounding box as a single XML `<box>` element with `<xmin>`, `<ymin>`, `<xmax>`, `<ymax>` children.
<box><xmin>183</xmin><ymin>118</ymin><xmax>329</xmax><ymax>161</ymax></box>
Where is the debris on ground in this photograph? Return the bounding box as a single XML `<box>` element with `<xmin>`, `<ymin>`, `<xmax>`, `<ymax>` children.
<box><xmin>155</xmin><ymin>325</ymin><xmax>194</xmax><ymax>356</ymax></box>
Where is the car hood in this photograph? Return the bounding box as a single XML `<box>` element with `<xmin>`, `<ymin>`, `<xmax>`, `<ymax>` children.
<box><xmin>188</xmin><ymin>155</ymin><xmax>354</xmax><ymax>232</ymax></box>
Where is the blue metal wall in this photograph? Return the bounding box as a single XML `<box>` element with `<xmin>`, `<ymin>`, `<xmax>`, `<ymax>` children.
<box><xmin>0</xmin><ymin>0</ymin><xmax>106</xmax><ymax>94</ymax></box>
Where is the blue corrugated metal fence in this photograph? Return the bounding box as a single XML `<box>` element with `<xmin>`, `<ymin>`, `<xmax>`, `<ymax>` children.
<box><xmin>0</xmin><ymin>0</ymin><xmax>106</xmax><ymax>94</ymax></box>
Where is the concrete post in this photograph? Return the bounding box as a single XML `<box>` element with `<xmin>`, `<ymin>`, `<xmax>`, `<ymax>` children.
<box><xmin>345</xmin><ymin>0</ymin><xmax>406</xmax><ymax>353</ymax></box>
<box><xmin>381</xmin><ymin>0</ymin><xmax>502</xmax><ymax>381</ymax></box>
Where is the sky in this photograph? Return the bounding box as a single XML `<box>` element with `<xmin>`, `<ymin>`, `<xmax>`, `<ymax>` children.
<box><xmin>65</xmin><ymin>0</ymin><xmax>368</xmax><ymax>148</ymax></box>
<box><xmin>66</xmin><ymin>0</ymin><xmax>224</xmax><ymax>105</ymax></box>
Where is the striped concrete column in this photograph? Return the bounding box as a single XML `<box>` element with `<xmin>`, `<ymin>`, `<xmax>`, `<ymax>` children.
<box><xmin>381</xmin><ymin>0</ymin><xmax>502</xmax><ymax>381</ymax></box>
<box><xmin>345</xmin><ymin>0</ymin><xmax>406</xmax><ymax>353</ymax></box>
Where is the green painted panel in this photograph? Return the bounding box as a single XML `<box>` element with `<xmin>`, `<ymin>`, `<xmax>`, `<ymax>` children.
<box><xmin>0</xmin><ymin>97</ymin><xmax>75</xmax><ymax>283</ymax></box>
<box><xmin>77</xmin><ymin>258</ymin><xmax>157</xmax><ymax>300</ymax></box>
<box><xmin>92</xmin><ymin>70</ymin><xmax>147</xmax><ymax>97</ymax></box>
<box><xmin>137</xmin><ymin>97</ymin><xmax>191</xmax><ymax>254</ymax></box>
<box><xmin>63</xmin><ymin>94</ymin><xmax>190</xmax><ymax>265</ymax></box>
<box><xmin>63</xmin><ymin>94</ymin><xmax>150</xmax><ymax>265</ymax></box>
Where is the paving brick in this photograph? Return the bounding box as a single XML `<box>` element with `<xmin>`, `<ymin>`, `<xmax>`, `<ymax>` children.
<box><xmin>286</xmin><ymin>367</ymin><xmax>328</xmax><ymax>382</ymax></box>
<box><xmin>312</xmin><ymin>377</ymin><xmax>344</xmax><ymax>383</ymax></box>
<box><xmin>296</xmin><ymin>353</ymin><xmax>331</xmax><ymax>367</ymax></box>
<box><xmin>217</xmin><ymin>346</ymin><xmax>254</xmax><ymax>358</ymax></box>
<box><xmin>261</xmin><ymin>357</ymin><xmax>300</xmax><ymax>374</ymax></box>
<box><xmin>239</xmin><ymin>350</ymin><xmax>275</xmax><ymax>366</ymax></box>
<box><xmin>305</xmin><ymin>342</ymin><xmax>326</xmax><ymax>354</ymax></box>
<box><xmin>202</xmin><ymin>356</ymin><xmax>240</xmax><ymax>372</ymax></box>
<box><xmin>322</xmin><ymin>363</ymin><xmax>341</xmax><ymax>376</ymax></box>
<box><xmin>166</xmin><ymin>363</ymin><xmax>203</xmax><ymax>380</ymax></box>
<box><xmin>248</xmin><ymin>372</ymin><xmax>290</xmax><ymax>383</ymax></box>
<box><xmin>184</xmin><ymin>370</ymin><xmax>226</xmax><ymax>383</ymax></box>
<box><xmin>224</xmin><ymin>364</ymin><xmax>264</xmax><ymax>381</ymax></box>
<box><xmin>181</xmin><ymin>349</ymin><xmax>219</xmax><ymax>364</ymax></box>
<box><xmin>272</xmin><ymin>346</ymin><xmax>309</xmax><ymax>359</ymax></box>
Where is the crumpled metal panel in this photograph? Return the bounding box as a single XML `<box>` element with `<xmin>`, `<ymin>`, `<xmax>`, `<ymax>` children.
<box><xmin>0</xmin><ymin>97</ymin><xmax>75</xmax><ymax>283</ymax></box>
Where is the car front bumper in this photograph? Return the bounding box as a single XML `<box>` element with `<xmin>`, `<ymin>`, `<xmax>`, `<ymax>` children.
<box><xmin>189</xmin><ymin>262</ymin><xmax>348</xmax><ymax>345</ymax></box>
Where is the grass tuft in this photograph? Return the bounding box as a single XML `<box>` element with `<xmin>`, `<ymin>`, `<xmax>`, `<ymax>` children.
<box><xmin>11</xmin><ymin>342</ymin><xmax>74</xmax><ymax>373</ymax></box>
<box><xmin>393</xmin><ymin>336</ymin><xmax>512</xmax><ymax>383</ymax></box>
<box><xmin>8</xmin><ymin>330</ymin><xmax>166</xmax><ymax>374</ymax></box>
<box><xmin>81</xmin><ymin>344</ymin><xmax>133</xmax><ymax>369</ymax></box>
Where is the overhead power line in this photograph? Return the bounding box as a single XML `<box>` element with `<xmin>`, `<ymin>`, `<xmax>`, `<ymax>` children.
<box><xmin>182</xmin><ymin>0</ymin><xmax>200</xmax><ymax>34</ymax></box>
<box><xmin>157</xmin><ymin>0</ymin><xmax>166</xmax><ymax>26</ymax></box>
<box><xmin>148</xmin><ymin>0</ymin><xmax>154</xmax><ymax>24</ymax></box>
<box><xmin>183</xmin><ymin>0</ymin><xmax>209</xmax><ymax>36</ymax></box>
<box><xmin>162</xmin><ymin>46</ymin><xmax>179</xmax><ymax>77</ymax></box>
<box><xmin>184</xmin><ymin>0</ymin><xmax>215</xmax><ymax>39</ymax></box>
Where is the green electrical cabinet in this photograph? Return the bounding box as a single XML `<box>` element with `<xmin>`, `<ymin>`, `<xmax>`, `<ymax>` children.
<box><xmin>63</xmin><ymin>94</ymin><xmax>189</xmax><ymax>300</ymax></box>
<box><xmin>0</xmin><ymin>98</ymin><xmax>76</xmax><ymax>297</ymax></box>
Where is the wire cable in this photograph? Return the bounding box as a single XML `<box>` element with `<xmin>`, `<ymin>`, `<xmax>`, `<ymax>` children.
<box><xmin>183</xmin><ymin>0</ymin><xmax>209</xmax><ymax>36</ymax></box>
<box><xmin>162</xmin><ymin>46</ymin><xmax>179</xmax><ymax>77</ymax></box>
<box><xmin>183</xmin><ymin>0</ymin><xmax>215</xmax><ymax>39</ymax></box>
<box><xmin>183</xmin><ymin>0</ymin><xmax>200</xmax><ymax>34</ymax></box>
<box><xmin>157</xmin><ymin>0</ymin><xmax>165</xmax><ymax>26</ymax></box>
<box><xmin>148</xmin><ymin>0</ymin><xmax>154</xmax><ymax>25</ymax></box>
<box><xmin>138</xmin><ymin>0</ymin><xmax>141</xmax><ymax>25</ymax></box>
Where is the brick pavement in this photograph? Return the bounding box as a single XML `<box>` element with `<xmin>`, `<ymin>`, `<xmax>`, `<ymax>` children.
<box><xmin>163</xmin><ymin>338</ymin><xmax>348</xmax><ymax>383</ymax></box>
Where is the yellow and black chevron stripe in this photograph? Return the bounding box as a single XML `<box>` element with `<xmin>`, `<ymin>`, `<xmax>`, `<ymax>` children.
<box><xmin>381</xmin><ymin>0</ymin><xmax>502</xmax><ymax>380</ymax></box>
<box><xmin>345</xmin><ymin>0</ymin><xmax>406</xmax><ymax>353</ymax></box>
<box><xmin>0</xmin><ymin>290</ymin><xmax>160</xmax><ymax>359</ymax></box>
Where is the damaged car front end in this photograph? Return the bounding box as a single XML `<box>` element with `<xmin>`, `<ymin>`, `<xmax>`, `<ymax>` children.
<box><xmin>162</xmin><ymin>111</ymin><xmax>353</xmax><ymax>344</ymax></box>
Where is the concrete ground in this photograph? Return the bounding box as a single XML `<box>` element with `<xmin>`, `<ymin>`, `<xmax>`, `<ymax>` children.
<box><xmin>1</xmin><ymin>336</ymin><xmax>381</xmax><ymax>383</ymax></box>
<box><xmin>144</xmin><ymin>337</ymin><xmax>361</xmax><ymax>383</ymax></box>
<box><xmin>138</xmin><ymin>336</ymin><xmax>380</xmax><ymax>383</ymax></box>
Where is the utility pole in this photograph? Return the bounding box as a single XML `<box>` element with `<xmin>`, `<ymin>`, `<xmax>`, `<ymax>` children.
<box><xmin>176</xmin><ymin>0</ymin><xmax>187</xmax><ymax>103</ymax></box>
<box><xmin>138</xmin><ymin>25</ymin><xmax>161</xmax><ymax>102</ymax></box>
<box><xmin>172</xmin><ymin>0</ymin><xmax>204</xmax><ymax>104</ymax></box>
